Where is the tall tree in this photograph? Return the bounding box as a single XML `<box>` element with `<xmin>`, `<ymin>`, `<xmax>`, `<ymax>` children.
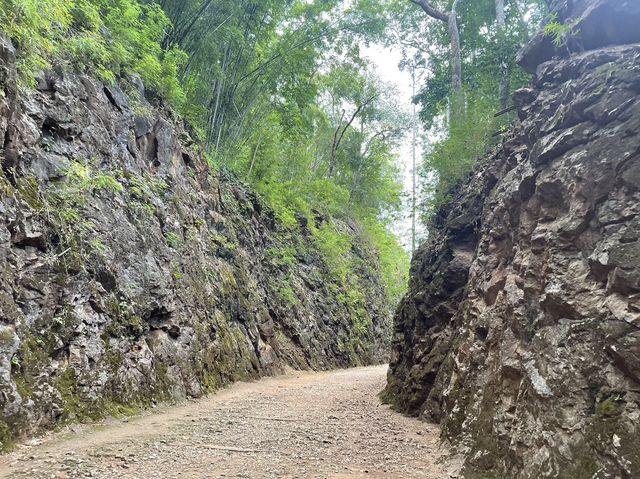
<box><xmin>408</xmin><ymin>0</ymin><xmax>462</xmax><ymax>93</ymax></box>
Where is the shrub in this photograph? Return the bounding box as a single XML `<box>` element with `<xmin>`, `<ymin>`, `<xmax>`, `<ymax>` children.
<box><xmin>361</xmin><ymin>218</ymin><xmax>409</xmax><ymax>304</ymax></box>
<box><xmin>259</xmin><ymin>181</ymin><xmax>312</xmax><ymax>229</ymax></box>
<box><xmin>543</xmin><ymin>13</ymin><xmax>581</xmax><ymax>48</ymax></box>
<box><xmin>0</xmin><ymin>0</ymin><xmax>186</xmax><ymax>109</ymax></box>
<box><xmin>313</xmin><ymin>221</ymin><xmax>352</xmax><ymax>284</ymax></box>
<box><xmin>421</xmin><ymin>91</ymin><xmax>498</xmax><ymax>220</ymax></box>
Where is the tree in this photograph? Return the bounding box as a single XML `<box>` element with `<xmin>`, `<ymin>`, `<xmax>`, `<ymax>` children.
<box><xmin>398</xmin><ymin>0</ymin><xmax>548</xmax><ymax>226</ymax></box>
<box><xmin>328</xmin><ymin>94</ymin><xmax>376</xmax><ymax>178</ymax></box>
<box><xmin>408</xmin><ymin>0</ymin><xmax>462</xmax><ymax>94</ymax></box>
<box><xmin>409</xmin><ymin>63</ymin><xmax>419</xmax><ymax>255</ymax></box>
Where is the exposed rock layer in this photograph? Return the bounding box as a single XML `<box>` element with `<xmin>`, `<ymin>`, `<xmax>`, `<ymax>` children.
<box><xmin>0</xmin><ymin>34</ymin><xmax>392</xmax><ymax>448</ymax></box>
<box><xmin>519</xmin><ymin>0</ymin><xmax>640</xmax><ymax>73</ymax></box>
<box><xmin>384</xmin><ymin>3</ymin><xmax>640</xmax><ymax>477</ymax></box>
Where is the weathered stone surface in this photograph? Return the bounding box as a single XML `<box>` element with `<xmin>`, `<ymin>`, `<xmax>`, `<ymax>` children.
<box><xmin>519</xmin><ymin>0</ymin><xmax>640</xmax><ymax>73</ymax></box>
<box><xmin>0</xmin><ymin>39</ymin><xmax>392</xmax><ymax>448</ymax></box>
<box><xmin>385</xmin><ymin>23</ymin><xmax>640</xmax><ymax>479</ymax></box>
<box><xmin>0</xmin><ymin>34</ymin><xmax>17</xmax><ymax>167</ymax></box>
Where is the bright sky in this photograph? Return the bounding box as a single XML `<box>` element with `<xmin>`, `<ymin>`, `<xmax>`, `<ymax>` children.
<box><xmin>363</xmin><ymin>43</ymin><xmax>425</xmax><ymax>252</ymax></box>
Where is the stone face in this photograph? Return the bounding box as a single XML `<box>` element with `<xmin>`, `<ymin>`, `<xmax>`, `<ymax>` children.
<box><xmin>385</xmin><ymin>26</ymin><xmax>640</xmax><ymax>479</ymax></box>
<box><xmin>518</xmin><ymin>0</ymin><xmax>640</xmax><ymax>74</ymax></box>
<box><xmin>0</xmin><ymin>35</ymin><xmax>17</xmax><ymax>168</ymax></box>
<box><xmin>0</xmin><ymin>38</ymin><xmax>392</xmax><ymax>447</ymax></box>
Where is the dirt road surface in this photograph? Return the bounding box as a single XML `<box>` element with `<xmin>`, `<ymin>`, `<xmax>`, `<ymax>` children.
<box><xmin>0</xmin><ymin>365</ymin><xmax>456</xmax><ymax>478</ymax></box>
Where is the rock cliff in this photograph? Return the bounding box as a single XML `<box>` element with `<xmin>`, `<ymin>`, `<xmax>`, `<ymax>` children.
<box><xmin>384</xmin><ymin>1</ymin><xmax>640</xmax><ymax>477</ymax></box>
<box><xmin>0</xmin><ymin>34</ymin><xmax>392</xmax><ymax>449</ymax></box>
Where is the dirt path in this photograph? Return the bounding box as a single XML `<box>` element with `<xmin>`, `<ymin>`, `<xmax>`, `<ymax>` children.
<box><xmin>0</xmin><ymin>365</ymin><xmax>456</xmax><ymax>479</ymax></box>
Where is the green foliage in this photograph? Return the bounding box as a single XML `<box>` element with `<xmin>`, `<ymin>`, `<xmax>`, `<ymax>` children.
<box><xmin>0</xmin><ymin>0</ymin><xmax>72</xmax><ymax>86</ymax></box>
<box><xmin>276</xmin><ymin>278</ymin><xmax>301</xmax><ymax>306</ymax></box>
<box><xmin>16</xmin><ymin>175</ymin><xmax>44</xmax><ymax>210</ymax></box>
<box><xmin>266</xmin><ymin>245</ymin><xmax>298</xmax><ymax>268</ymax></box>
<box><xmin>361</xmin><ymin>217</ymin><xmax>409</xmax><ymax>303</ymax></box>
<box><xmin>0</xmin><ymin>170</ymin><xmax>15</xmax><ymax>198</ymax></box>
<box><xmin>390</xmin><ymin>0</ymin><xmax>548</xmax><ymax>226</ymax></box>
<box><xmin>302</xmin><ymin>180</ymin><xmax>351</xmax><ymax>217</ymax></box>
<box><xmin>155</xmin><ymin>1</ymin><xmax>407</xmax><ymax>298</ymax></box>
<box><xmin>8</xmin><ymin>161</ymin><xmax>123</xmax><ymax>269</ymax></box>
<box><xmin>411</xmin><ymin>0</ymin><xmax>546</xmax><ymax>126</ymax></box>
<box><xmin>259</xmin><ymin>181</ymin><xmax>314</xmax><ymax>229</ymax></box>
<box><xmin>421</xmin><ymin>91</ymin><xmax>498</xmax><ymax>218</ymax></box>
<box><xmin>3</xmin><ymin>0</ymin><xmax>411</xmax><ymax>307</ymax></box>
<box><xmin>63</xmin><ymin>160</ymin><xmax>123</xmax><ymax>194</ymax></box>
<box><xmin>313</xmin><ymin>221</ymin><xmax>353</xmax><ymax>284</ymax></box>
<box><xmin>597</xmin><ymin>394</ymin><xmax>625</xmax><ymax>418</ymax></box>
<box><xmin>209</xmin><ymin>232</ymin><xmax>238</xmax><ymax>257</ymax></box>
<box><xmin>165</xmin><ymin>231</ymin><xmax>181</xmax><ymax>248</ymax></box>
<box><xmin>338</xmin><ymin>287</ymin><xmax>370</xmax><ymax>334</ymax></box>
<box><xmin>1</xmin><ymin>0</ymin><xmax>185</xmax><ymax>107</ymax></box>
<box><xmin>41</xmin><ymin>160</ymin><xmax>121</xmax><ymax>262</ymax></box>
<box><xmin>543</xmin><ymin>13</ymin><xmax>580</xmax><ymax>47</ymax></box>
<box><xmin>129</xmin><ymin>173</ymin><xmax>167</xmax><ymax>202</ymax></box>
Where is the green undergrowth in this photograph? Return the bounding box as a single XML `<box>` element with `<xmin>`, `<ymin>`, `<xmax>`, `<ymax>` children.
<box><xmin>421</xmin><ymin>92</ymin><xmax>500</xmax><ymax>222</ymax></box>
<box><xmin>19</xmin><ymin>159</ymin><xmax>123</xmax><ymax>269</ymax></box>
<box><xmin>7</xmin><ymin>159</ymin><xmax>177</xmax><ymax>272</ymax></box>
<box><xmin>1</xmin><ymin>0</ymin><xmax>185</xmax><ymax>108</ymax></box>
<box><xmin>255</xmin><ymin>177</ymin><xmax>408</xmax><ymax>306</ymax></box>
<box><xmin>257</xmin><ymin>185</ymin><xmax>405</xmax><ymax>358</ymax></box>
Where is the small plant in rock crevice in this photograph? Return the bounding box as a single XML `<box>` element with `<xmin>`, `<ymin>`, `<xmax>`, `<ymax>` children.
<box><xmin>544</xmin><ymin>13</ymin><xmax>582</xmax><ymax>48</ymax></box>
<box><xmin>165</xmin><ymin>231</ymin><xmax>181</xmax><ymax>248</ymax></box>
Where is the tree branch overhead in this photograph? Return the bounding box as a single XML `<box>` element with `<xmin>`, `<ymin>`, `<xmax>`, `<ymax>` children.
<box><xmin>408</xmin><ymin>0</ymin><xmax>449</xmax><ymax>22</ymax></box>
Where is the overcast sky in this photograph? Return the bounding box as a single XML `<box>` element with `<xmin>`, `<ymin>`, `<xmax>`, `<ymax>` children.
<box><xmin>363</xmin><ymin>43</ymin><xmax>425</xmax><ymax>252</ymax></box>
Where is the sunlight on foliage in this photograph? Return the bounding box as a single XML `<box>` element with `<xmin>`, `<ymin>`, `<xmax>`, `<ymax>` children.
<box><xmin>361</xmin><ymin>218</ymin><xmax>409</xmax><ymax>304</ymax></box>
<box><xmin>314</xmin><ymin>221</ymin><xmax>353</xmax><ymax>284</ymax></box>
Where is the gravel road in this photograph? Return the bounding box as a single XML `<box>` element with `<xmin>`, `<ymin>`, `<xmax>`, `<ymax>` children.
<box><xmin>0</xmin><ymin>365</ymin><xmax>456</xmax><ymax>478</ymax></box>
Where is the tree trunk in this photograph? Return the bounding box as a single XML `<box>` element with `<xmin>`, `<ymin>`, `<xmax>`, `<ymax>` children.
<box><xmin>496</xmin><ymin>0</ymin><xmax>510</xmax><ymax>109</ymax></box>
<box><xmin>448</xmin><ymin>0</ymin><xmax>462</xmax><ymax>93</ymax></box>
<box><xmin>495</xmin><ymin>0</ymin><xmax>506</xmax><ymax>27</ymax></box>
<box><xmin>409</xmin><ymin>1</ymin><xmax>463</xmax><ymax>109</ymax></box>
<box><xmin>448</xmin><ymin>0</ymin><xmax>465</xmax><ymax>121</ymax></box>
<box><xmin>328</xmin><ymin>96</ymin><xmax>374</xmax><ymax>178</ymax></box>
